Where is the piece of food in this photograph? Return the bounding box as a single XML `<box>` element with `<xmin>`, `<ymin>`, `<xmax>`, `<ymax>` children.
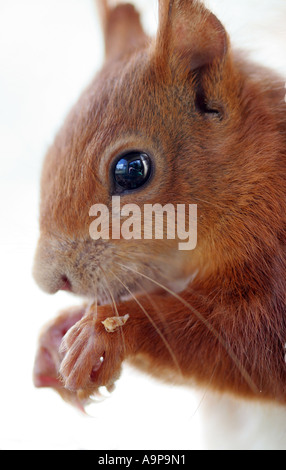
<box><xmin>102</xmin><ymin>314</ymin><xmax>129</xmax><ymax>333</ymax></box>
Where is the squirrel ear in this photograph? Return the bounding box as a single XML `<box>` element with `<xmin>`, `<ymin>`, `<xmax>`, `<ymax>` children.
<box><xmin>96</xmin><ymin>1</ymin><xmax>148</xmax><ymax>61</ymax></box>
<box><xmin>156</xmin><ymin>0</ymin><xmax>228</xmax><ymax>71</ymax></box>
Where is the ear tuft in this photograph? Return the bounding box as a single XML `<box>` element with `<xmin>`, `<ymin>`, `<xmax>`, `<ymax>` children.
<box><xmin>96</xmin><ymin>1</ymin><xmax>148</xmax><ymax>61</ymax></box>
<box><xmin>156</xmin><ymin>0</ymin><xmax>228</xmax><ymax>72</ymax></box>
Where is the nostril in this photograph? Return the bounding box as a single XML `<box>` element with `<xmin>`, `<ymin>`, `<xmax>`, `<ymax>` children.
<box><xmin>33</xmin><ymin>239</ymin><xmax>75</xmax><ymax>295</ymax></box>
<box><xmin>60</xmin><ymin>275</ymin><xmax>72</xmax><ymax>292</ymax></box>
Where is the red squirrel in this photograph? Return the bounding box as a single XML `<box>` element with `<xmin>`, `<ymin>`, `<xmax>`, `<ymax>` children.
<box><xmin>33</xmin><ymin>0</ymin><xmax>286</xmax><ymax>409</ymax></box>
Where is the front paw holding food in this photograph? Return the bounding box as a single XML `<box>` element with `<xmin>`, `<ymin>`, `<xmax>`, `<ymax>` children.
<box><xmin>59</xmin><ymin>304</ymin><xmax>129</xmax><ymax>398</ymax></box>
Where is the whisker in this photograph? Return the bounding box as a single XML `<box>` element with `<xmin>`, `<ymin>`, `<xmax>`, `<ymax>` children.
<box><xmin>195</xmin><ymin>196</ymin><xmax>228</xmax><ymax>211</ymax></box>
<box><xmin>111</xmin><ymin>251</ymin><xmax>223</xmax><ymax>308</ymax></box>
<box><xmin>100</xmin><ymin>267</ymin><xmax>127</xmax><ymax>357</ymax></box>
<box><xmin>115</xmin><ymin>261</ymin><xmax>260</xmax><ymax>395</ymax></box>
<box><xmin>110</xmin><ymin>269</ymin><xmax>183</xmax><ymax>377</ymax></box>
<box><xmin>87</xmin><ymin>285</ymin><xmax>98</xmax><ymax>327</ymax></box>
<box><xmin>132</xmin><ymin>277</ymin><xmax>179</xmax><ymax>361</ymax></box>
<box><xmin>190</xmin><ymin>362</ymin><xmax>219</xmax><ymax>419</ymax></box>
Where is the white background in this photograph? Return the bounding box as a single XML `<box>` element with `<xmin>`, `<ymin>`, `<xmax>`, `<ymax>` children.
<box><xmin>0</xmin><ymin>0</ymin><xmax>285</xmax><ymax>450</ymax></box>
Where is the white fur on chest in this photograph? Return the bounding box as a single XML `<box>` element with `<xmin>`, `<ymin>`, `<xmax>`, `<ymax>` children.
<box><xmin>199</xmin><ymin>393</ymin><xmax>286</xmax><ymax>450</ymax></box>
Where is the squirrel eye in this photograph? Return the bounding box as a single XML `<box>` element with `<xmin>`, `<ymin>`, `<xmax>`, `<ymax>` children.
<box><xmin>114</xmin><ymin>152</ymin><xmax>152</xmax><ymax>191</ymax></box>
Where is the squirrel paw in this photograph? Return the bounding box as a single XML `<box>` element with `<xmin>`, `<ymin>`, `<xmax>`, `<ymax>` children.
<box><xmin>33</xmin><ymin>306</ymin><xmax>88</xmax><ymax>409</ymax></box>
<box><xmin>59</xmin><ymin>312</ymin><xmax>125</xmax><ymax>397</ymax></box>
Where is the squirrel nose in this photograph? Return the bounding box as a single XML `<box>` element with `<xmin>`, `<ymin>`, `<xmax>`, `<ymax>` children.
<box><xmin>33</xmin><ymin>235</ymin><xmax>98</xmax><ymax>298</ymax></box>
<box><xmin>33</xmin><ymin>266</ymin><xmax>72</xmax><ymax>295</ymax></box>
<box><xmin>60</xmin><ymin>275</ymin><xmax>72</xmax><ymax>292</ymax></box>
<box><xmin>33</xmin><ymin>237</ymin><xmax>73</xmax><ymax>295</ymax></box>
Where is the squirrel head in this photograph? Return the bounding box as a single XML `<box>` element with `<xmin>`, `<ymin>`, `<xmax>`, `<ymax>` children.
<box><xmin>33</xmin><ymin>1</ymin><xmax>285</xmax><ymax>301</ymax></box>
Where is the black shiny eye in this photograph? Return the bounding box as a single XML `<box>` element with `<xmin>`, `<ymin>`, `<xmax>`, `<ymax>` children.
<box><xmin>114</xmin><ymin>152</ymin><xmax>152</xmax><ymax>191</ymax></box>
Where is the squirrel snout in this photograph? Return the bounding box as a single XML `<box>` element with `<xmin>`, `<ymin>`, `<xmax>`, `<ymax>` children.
<box><xmin>33</xmin><ymin>264</ymin><xmax>72</xmax><ymax>295</ymax></box>
<box><xmin>33</xmin><ymin>238</ymin><xmax>74</xmax><ymax>295</ymax></box>
<box><xmin>33</xmin><ymin>236</ymin><xmax>102</xmax><ymax>298</ymax></box>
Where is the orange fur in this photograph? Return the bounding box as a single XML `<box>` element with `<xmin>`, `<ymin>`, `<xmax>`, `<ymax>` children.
<box><xmin>33</xmin><ymin>0</ymin><xmax>286</xmax><ymax>406</ymax></box>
